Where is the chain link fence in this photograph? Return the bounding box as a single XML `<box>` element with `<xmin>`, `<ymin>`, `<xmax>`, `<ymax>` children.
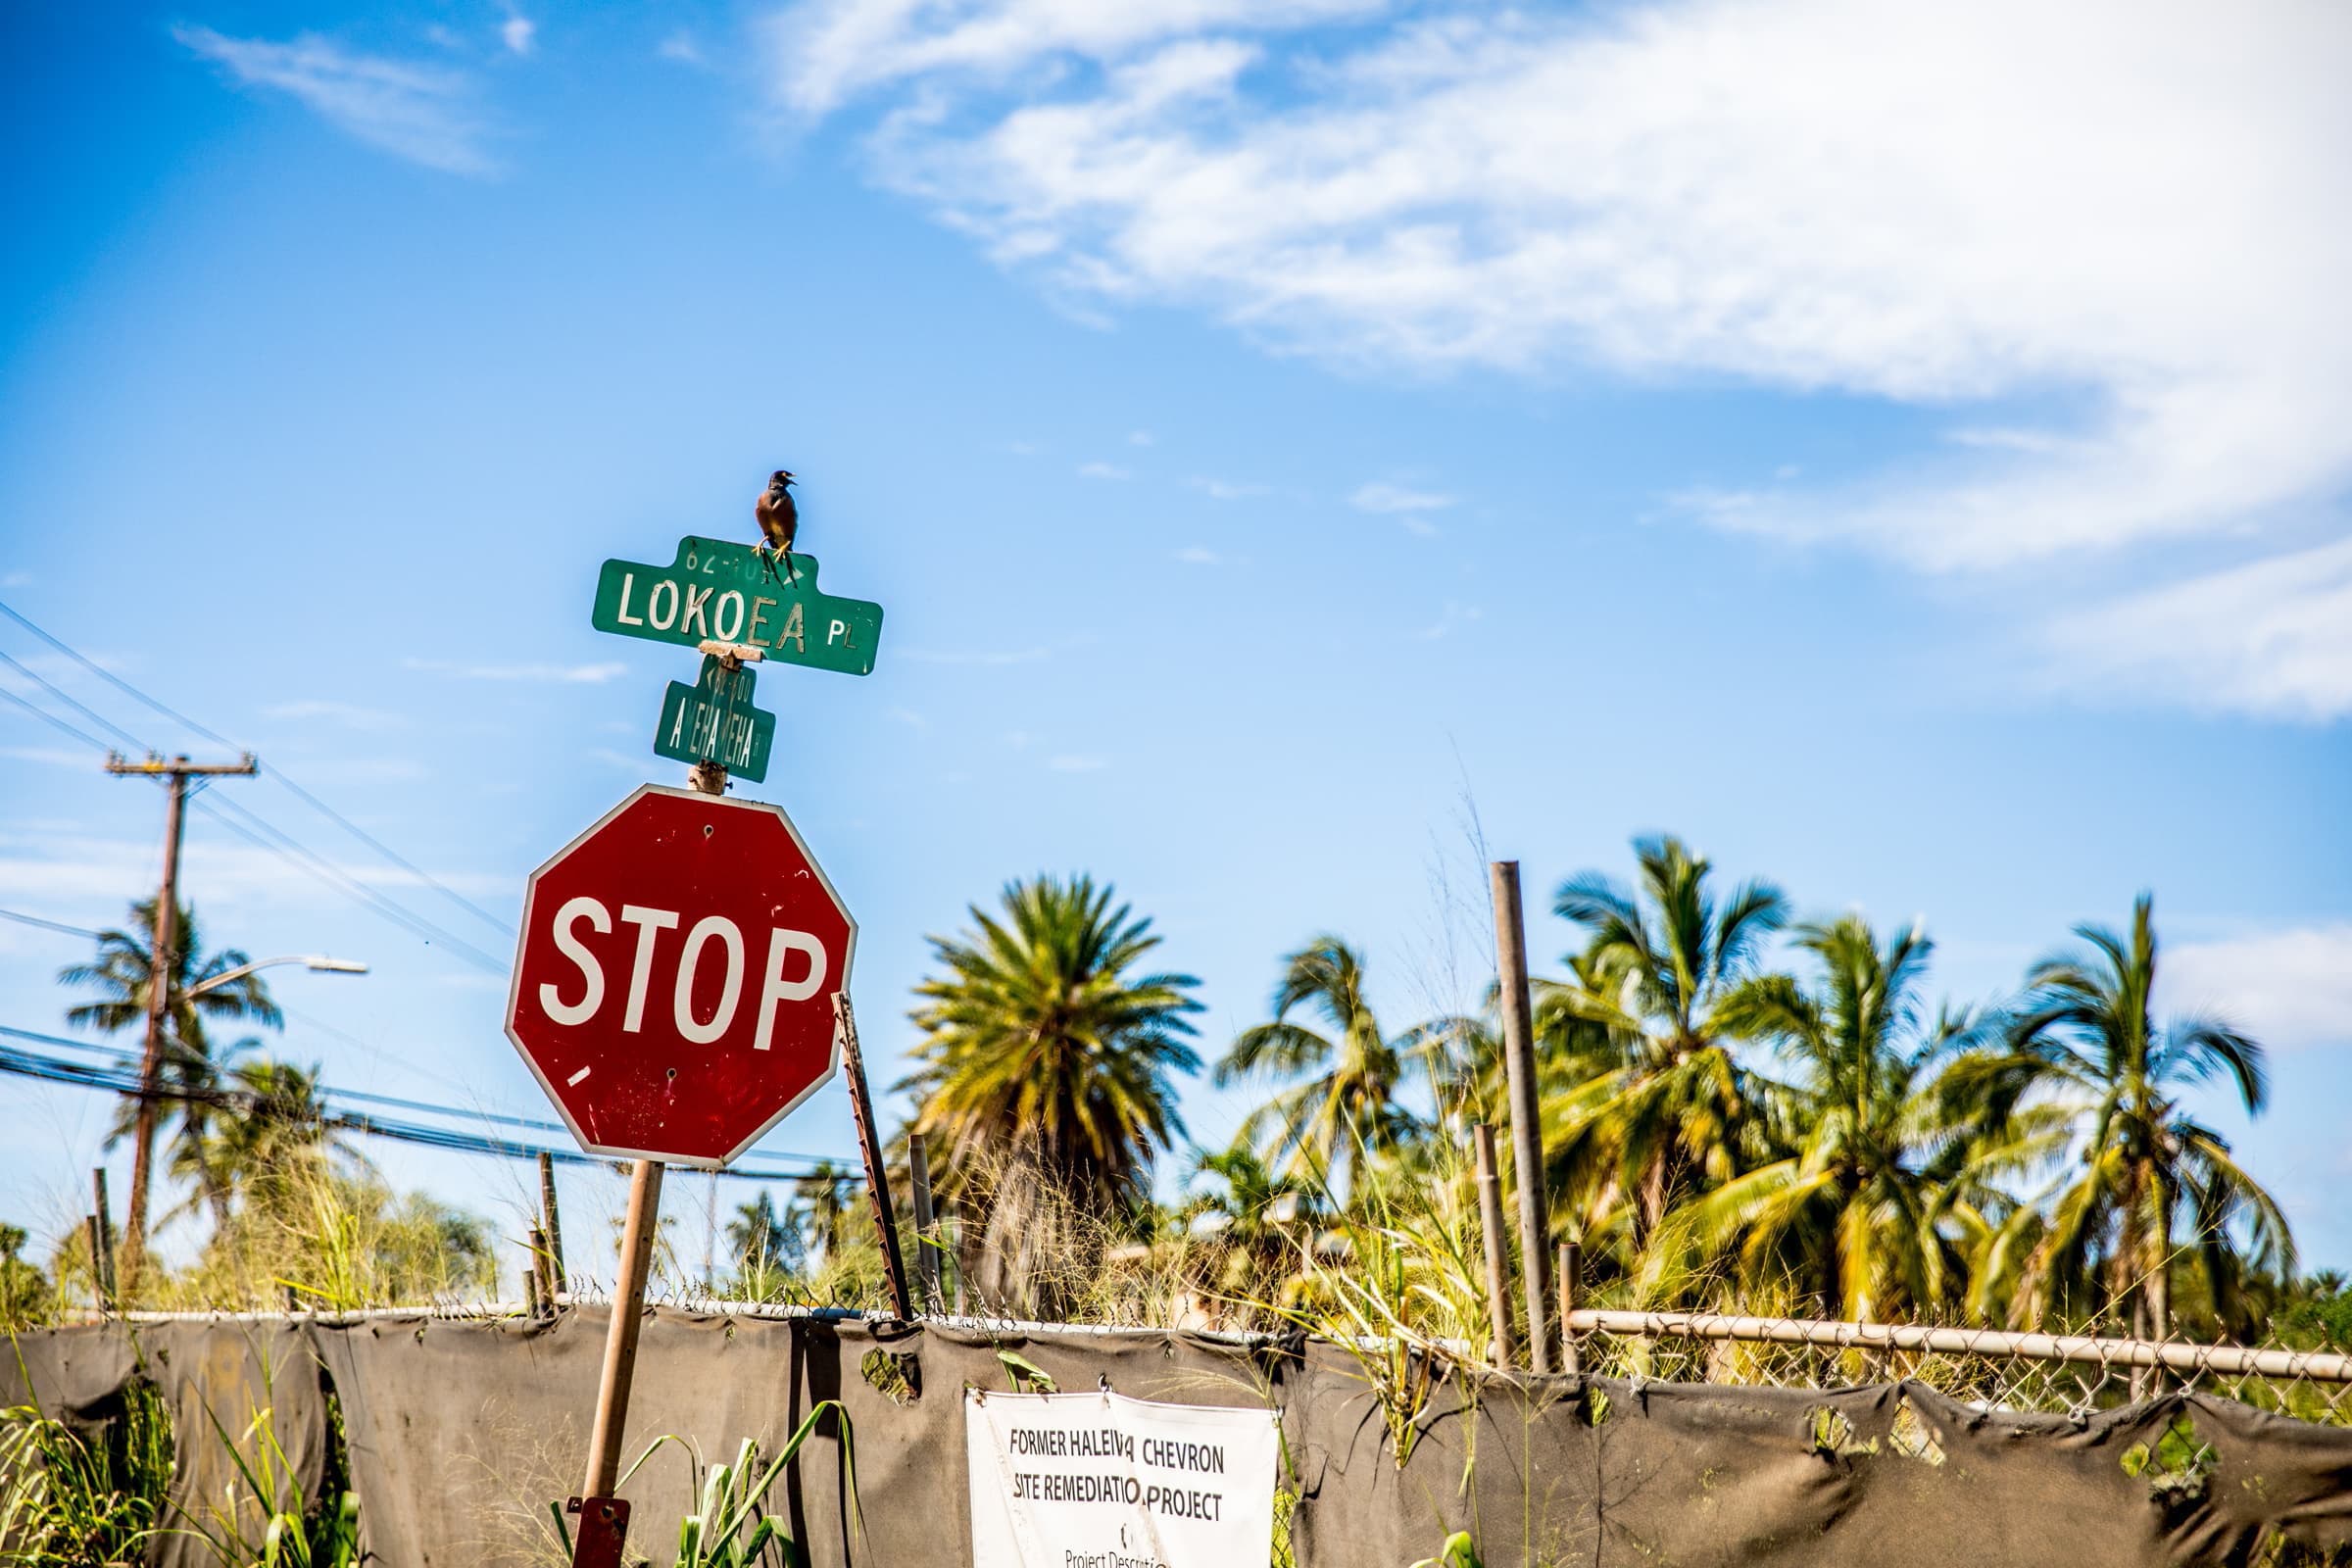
<box><xmin>1567</xmin><ymin>1308</ymin><xmax>2352</xmax><ymax>1426</ymax></box>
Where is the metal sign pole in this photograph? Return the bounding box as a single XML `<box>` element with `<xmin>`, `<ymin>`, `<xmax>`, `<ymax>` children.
<box><xmin>835</xmin><ymin>996</ymin><xmax>913</xmax><ymax>1319</ymax></box>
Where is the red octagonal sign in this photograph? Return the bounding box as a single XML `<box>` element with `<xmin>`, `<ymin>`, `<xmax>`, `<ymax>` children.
<box><xmin>505</xmin><ymin>784</ymin><xmax>855</xmax><ymax>1166</ymax></box>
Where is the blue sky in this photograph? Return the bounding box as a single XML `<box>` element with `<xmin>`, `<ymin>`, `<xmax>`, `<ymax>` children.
<box><xmin>2</xmin><ymin>0</ymin><xmax>2347</xmax><ymax>1287</ymax></box>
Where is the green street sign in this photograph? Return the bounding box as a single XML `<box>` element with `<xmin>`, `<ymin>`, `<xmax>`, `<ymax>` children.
<box><xmin>653</xmin><ymin>656</ymin><xmax>777</xmax><ymax>782</ymax></box>
<box><xmin>592</xmin><ymin>536</ymin><xmax>883</xmax><ymax>676</ymax></box>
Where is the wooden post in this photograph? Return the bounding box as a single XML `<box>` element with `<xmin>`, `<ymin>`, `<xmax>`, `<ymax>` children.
<box><xmin>539</xmin><ymin>1152</ymin><xmax>567</xmax><ymax>1297</ymax></box>
<box><xmin>950</xmin><ymin>1203</ymin><xmax>966</xmax><ymax>1316</ymax></box>
<box><xmin>523</xmin><ymin>1237</ymin><xmax>544</xmax><ymax>1318</ymax></box>
<box><xmin>1473</xmin><ymin>1126</ymin><xmax>1515</xmax><ymax>1366</ymax></box>
<box><xmin>907</xmin><ymin>1131</ymin><xmax>940</xmax><ymax>1313</ymax></box>
<box><xmin>834</xmin><ymin>996</ymin><xmax>913</xmax><ymax>1320</ymax></box>
<box><xmin>580</xmin><ymin>1157</ymin><xmax>664</xmax><ymax>1501</ymax></box>
<box><xmin>1491</xmin><ymin>860</ymin><xmax>1554</xmax><ymax>1374</ymax></box>
<box><xmin>83</xmin><ymin>1216</ymin><xmax>104</xmax><ymax>1315</ymax></box>
<box><xmin>1556</xmin><ymin>1241</ymin><xmax>1583</xmax><ymax>1376</ymax></box>
<box><xmin>91</xmin><ymin>1170</ymin><xmax>115</xmax><ymax>1304</ymax></box>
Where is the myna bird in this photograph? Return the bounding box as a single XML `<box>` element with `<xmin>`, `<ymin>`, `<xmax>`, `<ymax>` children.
<box><xmin>755</xmin><ymin>469</ymin><xmax>799</xmax><ymax>583</ymax></box>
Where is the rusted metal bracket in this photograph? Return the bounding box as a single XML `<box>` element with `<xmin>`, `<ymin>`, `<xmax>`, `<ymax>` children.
<box><xmin>566</xmin><ymin>1495</ymin><xmax>630</xmax><ymax>1568</ymax></box>
<box><xmin>695</xmin><ymin>638</ymin><xmax>766</xmax><ymax>666</ymax></box>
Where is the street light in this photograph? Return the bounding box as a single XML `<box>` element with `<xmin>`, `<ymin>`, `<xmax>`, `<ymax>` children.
<box><xmin>185</xmin><ymin>955</ymin><xmax>370</xmax><ymax>1001</ymax></box>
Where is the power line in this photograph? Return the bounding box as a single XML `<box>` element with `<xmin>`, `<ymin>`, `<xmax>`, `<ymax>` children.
<box><xmin>0</xmin><ymin>1025</ymin><xmax>856</xmax><ymax>1183</ymax></box>
<box><xmin>0</xmin><ymin>683</ymin><xmax>115</xmax><ymax>753</ymax></box>
<box><xmin>5</xmin><ymin>1020</ymin><xmax>850</xmax><ymax>1167</ymax></box>
<box><xmin>0</xmin><ymin>598</ymin><xmax>237</xmax><ymax>748</ymax></box>
<box><xmin>0</xmin><ymin>906</ymin><xmax>104</xmax><ymax>940</ymax></box>
<box><xmin>0</xmin><ymin>597</ymin><xmax>512</xmax><ymax>939</ymax></box>
<box><xmin>262</xmin><ymin>765</ymin><xmax>514</xmax><ymax>937</ymax></box>
<box><xmin>191</xmin><ymin>794</ymin><xmax>511</xmax><ymax>975</ymax></box>
<box><xmin>0</xmin><ymin>648</ymin><xmax>149</xmax><ymax>751</ymax></box>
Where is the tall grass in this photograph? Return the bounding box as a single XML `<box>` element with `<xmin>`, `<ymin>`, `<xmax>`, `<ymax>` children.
<box><xmin>0</xmin><ymin>1370</ymin><xmax>171</xmax><ymax>1567</ymax></box>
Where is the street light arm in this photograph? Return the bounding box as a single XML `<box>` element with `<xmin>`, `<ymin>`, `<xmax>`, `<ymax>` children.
<box><xmin>185</xmin><ymin>955</ymin><xmax>370</xmax><ymax>1000</ymax></box>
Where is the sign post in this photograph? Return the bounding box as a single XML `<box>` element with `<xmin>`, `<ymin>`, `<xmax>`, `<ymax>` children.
<box><xmin>523</xmin><ymin>479</ymin><xmax>896</xmax><ymax>1568</ymax></box>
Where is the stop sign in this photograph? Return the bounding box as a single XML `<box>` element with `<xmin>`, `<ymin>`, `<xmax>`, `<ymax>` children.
<box><xmin>505</xmin><ymin>783</ymin><xmax>856</xmax><ymax>1166</ymax></box>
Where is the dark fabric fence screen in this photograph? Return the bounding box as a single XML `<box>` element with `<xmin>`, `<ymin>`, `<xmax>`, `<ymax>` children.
<box><xmin>7</xmin><ymin>1311</ymin><xmax>2348</xmax><ymax>1566</ymax></box>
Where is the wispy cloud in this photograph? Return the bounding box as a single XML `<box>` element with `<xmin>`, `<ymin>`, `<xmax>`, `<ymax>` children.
<box><xmin>1351</xmin><ymin>481</ymin><xmax>1456</xmax><ymax>515</ymax></box>
<box><xmin>0</xmin><ymin>746</ymin><xmax>92</xmax><ymax>769</ymax></box>
<box><xmin>2043</xmin><ymin>534</ymin><xmax>2352</xmax><ymax>720</ymax></box>
<box><xmin>176</xmin><ymin>25</ymin><xmax>499</xmax><ymax>175</ymax></box>
<box><xmin>1128</xmin><ymin>430</ymin><xmax>1154</xmax><ymax>446</ymax></box>
<box><xmin>261</xmin><ymin>699</ymin><xmax>404</xmax><ymax>731</ymax></box>
<box><xmin>658</xmin><ymin>30</ymin><xmax>706</xmax><ymax>66</ymax></box>
<box><xmin>778</xmin><ymin>0</ymin><xmax>2352</xmax><ymax>595</ymax></box>
<box><xmin>1416</xmin><ymin>601</ymin><xmax>1483</xmax><ymax>641</ymax></box>
<box><xmin>500</xmin><ymin>15</ymin><xmax>536</xmax><ymax>56</ymax></box>
<box><xmin>2171</xmin><ymin>923</ymin><xmax>2352</xmax><ymax>1052</ymax></box>
<box><xmin>404</xmin><ymin>658</ymin><xmax>626</xmax><ymax>683</ymax></box>
<box><xmin>1174</xmin><ymin>546</ymin><xmax>1224</xmax><ymax>565</ymax></box>
<box><xmin>1189</xmin><ymin>475</ymin><xmax>1267</xmax><ymax>502</ymax></box>
<box><xmin>900</xmin><ymin>646</ymin><xmax>1050</xmax><ymax>666</ymax></box>
<box><xmin>1048</xmin><ymin>754</ymin><xmax>1108</xmax><ymax>772</ymax></box>
<box><xmin>1077</xmin><ymin>461</ymin><xmax>1131</xmax><ymax>480</ymax></box>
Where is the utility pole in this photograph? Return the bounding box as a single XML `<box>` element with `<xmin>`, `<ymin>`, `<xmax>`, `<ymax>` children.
<box><xmin>106</xmin><ymin>751</ymin><xmax>256</xmax><ymax>1295</ymax></box>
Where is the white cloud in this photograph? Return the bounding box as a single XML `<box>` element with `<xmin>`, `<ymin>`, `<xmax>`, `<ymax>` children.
<box><xmin>1048</xmin><ymin>754</ymin><xmax>1107</xmax><ymax>772</ymax></box>
<box><xmin>403</xmin><ymin>658</ymin><xmax>627</xmax><ymax>683</ymax></box>
<box><xmin>1173</xmin><ymin>546</ymin><xmax>1222</xmax><ymax>565</ymax></box>
<box><xmin>176</xmin><ymin>25</ymin><xmax>499</xmax><ymax>175</ymax></box>
<box><xmin>784</xmin><ymin>0</ymin><xmax>2352</xmax><ymax>580</ymax></box>
<box><xmin>501</xmin><ymin>15</ymin><xmax>536</xmax><ymax>56</ymax></box>
<box><xmin>2043</xmin><ymin>534</ymin><xmax>2352</xmax><ymax>720</ymax></box>
<box><xmin>1351</xmin><ymin>481</ymin><xmax>1454</xmax><ymax>515</ymax></box>
<box><xmin>1077</xmin><ymin>461</ymin><xmax>1131</xmax><ymax>480</ymax></box>
<box><xmin>659</xmin><ymin>31</ymin><xmax>707</xmax><ymax>66</ymax></box>
<box><xmin>768</xmin><ymin>0</ymin><xmax>1377</xmax><ymax>115</ymax></box>
<box><xmin>1128</xmin><ymin>429</ymin><xmax>1155</xmax><ymax>446</ymax></box>
<box><xmin>2169</xmin><ymin>924</ymin><xmax>2352</xmax><ymax>1053</ymax></box>
<box><xmin>1189</xmin><ymin>475</ymin><xmax>1266</xmax><ymax>501</ymax></box>
<box><xmin>261</xmin><ymin>699</ymin><xmax>404</xmax><ymax>731</ymax></box>
<box><xmin>0</xmin><ymin>746</ymin><xmax>92</xmax><ymax>769</ymax></box>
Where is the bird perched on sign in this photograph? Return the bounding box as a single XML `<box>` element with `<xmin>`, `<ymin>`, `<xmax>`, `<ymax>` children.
<box><xmin>755</xmin><ymin>469</ymin><xmax>800</xmax><ymax>583</ymax></box>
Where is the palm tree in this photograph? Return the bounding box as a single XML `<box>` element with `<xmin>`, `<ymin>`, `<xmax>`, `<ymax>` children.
<box><xmin>726</xmin><ymin>1191</ymin><xmax>807</xmax><ymax>1296</ymax></box>
<box><xmin>1998</xmin><ymin>895</ymin><xmax>2291</xmax><ymax>1338</ymax></box>
<box><xmin>1188</xmin><ymin>1145</ymin><xmax>1320</xmax><ymax>1302</ymax></box>
<box><xmin>1213</xmin><ymin>938</ymin><xmax>1438</xmax><ymax>1200</ymax></box>
<box><xmin>1549</xmin><ymin>836</ymin><xmax>1788</xmax><ymax>1245</ymax></box>
<box><xmin>791</xmin><ymin>1162</ymin><xmax>857</xmax><ymax>1261</ymax></box>
<box><xmin>900</xmin><ymin>874</ymin><xmax>1201</xmax><ymax>1311</ymax></box>
<box><xmin>191</xmin><ymin>1059</ymin><xmax>359</xmax><ymax>1215</ymax></box>
<box><xmin>1650</xmin><ymin>916</ymin><xmax>2004</xmax><ymax>1321</ymax></box>
<box><xmin>60</xmin><ymin>899</ymin><xmax>282</xmax><ymax>1276</ymax></box>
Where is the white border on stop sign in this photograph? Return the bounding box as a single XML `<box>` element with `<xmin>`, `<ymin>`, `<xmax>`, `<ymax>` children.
<box><xmin>502</xmin><ymin>781</ymin><xmax>858</xmax><ymax>1169</ymax></box>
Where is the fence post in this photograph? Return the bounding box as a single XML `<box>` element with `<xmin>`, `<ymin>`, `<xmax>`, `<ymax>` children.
<box><xmin>1557</xmin><ymin>1240</ymin><xmax>1583</xmax><ymax>1376</ymax></box>
<box><xmin>907</xmin><ymin>1132</ymin><xmax>941</xmax><ymax>1313</ymax></box>
<box><xmin>1474</xmin><ymin>1125</ymin><xmax>1516</xmax><ymax>1366</ymax></box>
<box><xmin>1490</xmin><ymin>861</ymin><xmax>1554</xmax><ymax>1373</ymax></box>
<box><xmin>539</xmin><ymin>1152</ymin><xmax>567</xmax><ymax>1297</ymax></box>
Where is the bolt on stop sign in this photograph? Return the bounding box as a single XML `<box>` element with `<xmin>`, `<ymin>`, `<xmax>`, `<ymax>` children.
<box><xmin>505</xmin><ymin>784</ymin><xmax>855</xmax><ymax>1166</ymax></box>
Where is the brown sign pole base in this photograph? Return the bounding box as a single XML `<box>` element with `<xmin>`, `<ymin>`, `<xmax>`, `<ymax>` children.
<box><xmin>566</xmin><ymin>1495</ymin><xmax>632</xmax><ymax>1568</ymax></box>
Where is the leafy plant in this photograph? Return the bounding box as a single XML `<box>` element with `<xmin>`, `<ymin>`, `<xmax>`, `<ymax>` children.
<box><xmin>0</xmin><ymin>1374</ymin><xmax>172</xmax><ymax>1567</ymax></box>
<box><xmin>550</xmin><ymin>1402</ymin><xmax>857</xmax><ymax>1568</ymax></box>
<box><xmin>1409</xmin><ymin>1532</ymin><xmax>1483</xmax><ymax>1568</ymax></box>
<box><xmin>2121</xmin><ymin>1411</ymin><xmax>2216</xmax><ymax>1502</ymax></box>
<box><xmin>172</xmin><ymin>1359</ymin><xmax>359</xmax><ymax>1568</ymax></box>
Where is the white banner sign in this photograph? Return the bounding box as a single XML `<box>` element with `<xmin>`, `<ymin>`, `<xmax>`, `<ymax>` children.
<box><xmin>965</xmin><ymin>1389</ymin><xmax>1281</xmax><ymax>1568</ymax></box>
